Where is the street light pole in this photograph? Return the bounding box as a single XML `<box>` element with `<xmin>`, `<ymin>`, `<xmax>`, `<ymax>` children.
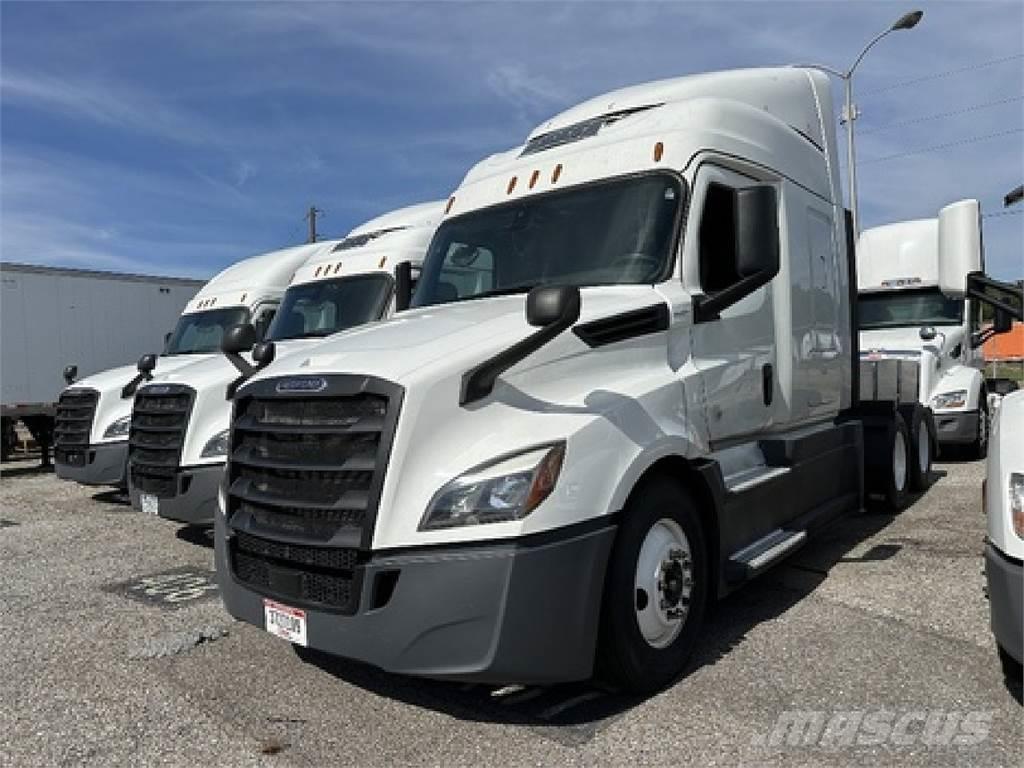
<box><xmin>797</xmin><ymin>9</ymin><xmax>923</xmax><ymax>235</ymax></box>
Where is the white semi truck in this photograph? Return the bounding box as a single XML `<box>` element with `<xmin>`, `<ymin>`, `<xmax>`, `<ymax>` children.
<box><xmin>126</xmin><ymin>202</ymin><xmax>441</xmax><ymax>526</ymax></box>
<box><xmin>985</xmin><ymin>388</ymin><xmax>1024</xmax><ymax>683</ymax></box>
<box><xmin>857</xmin><ymin>200</ymin><xmax>1011</xmax><ymax>459</ymax></box>
<box><xmin>214</xmin><ymin>67</ymin><xmax>950</xmax><ymax>692</ymax></box>
<box><xmin>52</xmin><ymin>245</ymin><xmax>320</xmax><ymax>488</ymax></box>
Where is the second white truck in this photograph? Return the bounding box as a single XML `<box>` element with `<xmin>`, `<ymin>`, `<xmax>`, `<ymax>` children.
<box><xmin>858</xmin><ymin>200</ymin><xmax>1013</xmax><ymax>458</ymax></box>
<box><xmin>127</xmin><ymin>202</ymin><xmax>442</xmax><ymax>525</ymax></box>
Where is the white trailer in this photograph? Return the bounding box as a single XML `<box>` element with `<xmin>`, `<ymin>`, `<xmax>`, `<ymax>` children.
<box><xmin>857</xmin><ymin>200</ymin><xmax>1013</xmax><ymax>458</ymax></box>
<box><xmin>0</xmin><ymin>262</ymin><xmax>203</xmax><ymax>462</ymax></box>
<box><xmin>126</xmin><ymin>201</ymin><xmax>442</xmax><ymax>526</ymax></box>
<box><xmin>214</xmin><ymin>67</ymin><xmax>1011</xmax><ymax>692</ymax></box>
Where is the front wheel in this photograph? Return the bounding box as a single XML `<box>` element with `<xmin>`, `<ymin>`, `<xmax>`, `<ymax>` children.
<box><xmin>970</xmin><ymin>402</ymin><xmax>989</xmax><ymax>460</ymax></box>
<box><xmin>904</xmin><ymin>406</ymin><xmax>933</xmax><ymax>492</ymax></box>
<box><xmin>597</xmin><ymin>477</ymin><xmax>708</xmax><ymax>694</ymax></box>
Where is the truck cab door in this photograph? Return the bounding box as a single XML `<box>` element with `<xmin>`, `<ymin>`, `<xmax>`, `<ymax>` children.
<box><xmin>683</xmin><ymin>163</ymin><xmax>781</xmax><ymax>446</ymax></box>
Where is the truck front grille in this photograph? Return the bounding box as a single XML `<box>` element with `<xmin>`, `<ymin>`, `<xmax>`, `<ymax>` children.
<box><xmin>54</xmin><ymin>389</ymin><xmax>99</xmax><ymax>466</ymax></box>
<box><xmin>225</xmin><ymin>375</ymin><xmax>403</xmax><ymax>614</ymax></box>
<box><xmin>128</xmin><ymin>385</ymin><xmax>194</xmax><ymax>497</ymax></box>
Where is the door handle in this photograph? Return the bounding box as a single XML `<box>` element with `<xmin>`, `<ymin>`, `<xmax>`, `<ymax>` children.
<box><xmin>762</xmin><ymin>363</ymin><xmax>773</xmax><ymax>407</ymax></box>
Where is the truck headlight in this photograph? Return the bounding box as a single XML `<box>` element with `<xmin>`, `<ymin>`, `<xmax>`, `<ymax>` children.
<box><xmin>419</xmin><ymin>443</ymin><xmax>565</xmax><ymax>531</ymax></box>
<box><xmin>932</xmin><ymin>390</ymin><xmax>968</xmax><ymax>409</ymax></box>
<box><xmin>102</xmin><ymin>415</ymin><xmax>131</xmax><ymax>439</ymax></box>
<box><xmin>1011</xmin><ymin>473</ymin><xmax>1024</xmax><ymax>540</ymax></box>
<box><xmin>200</xmin><ymin>429</ymin><xmax>231</xmax><ymax>459</ymax></box>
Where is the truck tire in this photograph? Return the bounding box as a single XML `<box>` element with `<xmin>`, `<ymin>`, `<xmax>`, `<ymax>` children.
<box><xmin>900</xmin><ymin>405</ymin><xmax>933</xmax><ymax>492</ymax></box>
<box><xmin>865</xmin><ymin>413</ymin><xmax>911</xmax><ymax>512</ymax></box>
<box><xmin>596</xmin><ymin>476</ymin><xmax>708</xmax><ymax>694</ymax></box>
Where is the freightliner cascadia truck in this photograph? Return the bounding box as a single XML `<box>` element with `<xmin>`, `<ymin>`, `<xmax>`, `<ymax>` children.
<box><xmin>858</xmin><ymin>200</ymin><xmax>1012</xmax><ymax>459</ymax></box>
<box><xmin>52</xmin><ymin>245</ymin><xmax>320</xmax><ymax>488</ymax></box>
<box><xmin>213</xmin><ymin>67</ymin><xmax>964</xmax><ymax>692</ymax></box>
<box><xmin>127</xmin><ymin>202</ymin><xmax>441</xmax><ymax>526</ymax></box>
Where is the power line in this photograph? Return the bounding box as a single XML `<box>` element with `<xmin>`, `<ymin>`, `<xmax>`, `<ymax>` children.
<box><xmin>982</xmin><ymin>208</ymin><xmax>1024</xmax><ymax>219</ymax></box>
<box><xmin>863</xmin><ymin>53</ymin><xmax>1024</xmax><ymax>96</ymax></box>
<box><xmin>859</xmin><ymin>127</ymin><xmax>1024</xmax><ymax>165</ymax></box>
<box><xmin>860</xmin><ymin>95</ymin><xmax>1024</xmax><ymax>135</ymax></box>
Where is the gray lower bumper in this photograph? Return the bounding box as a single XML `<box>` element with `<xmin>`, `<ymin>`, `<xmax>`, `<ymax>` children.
<box><xmin>215</xmin><ymin>517</ymin><xmax>616</xmax><ymax>684</ymax></box>
<box><xmin>932</xmin><ymin>410</ymin><xmax>978</xmax><ymax>445</ymax></box>
<box><xmin>55</xmin><ymin>442</ymin><xmax>127</xmax><ymax>486</ymax></box>
<box><xmin>986</xmin><ymin>542</ymin><xmax>1022</xmax><ymax>664</ymax></box>
<box><xmin>129</xmin><ymin>463</ymin><xmax>223</xmax><ymax>525</ymax></box>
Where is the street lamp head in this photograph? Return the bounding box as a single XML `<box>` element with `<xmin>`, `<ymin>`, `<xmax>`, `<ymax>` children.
<box><xmin>891</xmin><ymin>10</ymin><xmax>924</xmax><ymax>31</ymax></box>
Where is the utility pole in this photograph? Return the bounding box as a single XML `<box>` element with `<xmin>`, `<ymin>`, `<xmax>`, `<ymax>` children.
<box><xmin>305</xmin><ymin>206</ymin><xmax>322</xmax><ymax>243</ymax></box>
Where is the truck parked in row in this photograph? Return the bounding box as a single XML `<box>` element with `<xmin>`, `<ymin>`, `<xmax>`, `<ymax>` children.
<box><xmin>1</xmin><ymin>263</ymin><xmax>203</xmax><ymax>463</ymax></box>
<box><xmin>51</xmin><ymin>246</ymin><xmax>318</xmax><ymax>488</ymax></box>
<box><xmin>214</xmin><ymin>66</ymin><xmax>955</xmax><ymax>692</ymax></box>
<box><xmin>857</xmin><ymin>200</ymin><xmax>1012</xmax><ymax>459</ymax></box>
<box><xmin>127</xmin><ymin>201</ymin><xmax>442</xmax><ymax>526</ymax></box>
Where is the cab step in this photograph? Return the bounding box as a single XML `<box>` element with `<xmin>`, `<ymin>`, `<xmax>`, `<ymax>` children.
<box><xmin>726</xmin><ymin>528</ymin><xmax>807</xmax><ymax>582</ymax></box>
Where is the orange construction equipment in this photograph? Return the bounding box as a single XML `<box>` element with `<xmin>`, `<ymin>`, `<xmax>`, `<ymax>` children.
<box><xmin>984</xmin><ymin>322</ymin><xmax>1024</xmax><ymax>362</ymax></box>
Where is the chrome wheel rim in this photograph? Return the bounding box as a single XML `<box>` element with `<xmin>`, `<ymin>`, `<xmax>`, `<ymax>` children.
<box><xmin>635</xmin><ymin>518</ymin><xmax>693</xmax><ymax>649</ymax></box>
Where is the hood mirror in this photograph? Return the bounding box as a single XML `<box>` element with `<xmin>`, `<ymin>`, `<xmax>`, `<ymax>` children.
<box><xmin>221</xmin><ymin>323</ymin><xmax>257</xmax><ymax>355</ymax></box>
<box><xmin>526</xmin><ymin>285</ymin><xmax>581</xmax><ymax>328</ymax></box>
<box><xmin>121</xmin><ymin>354</ymin><xmax>156</xmax><ymax>399</ymax></box>
<box><xmin>919</xmin><ymin>326</ymin><xmax>937</xmax><ymax>341</ymax></box>
<box><xmin>252</xmin><ymin>341</ymin><xmax>276</xmax><ymax>369</ymax></box>
<box><xmin>63</xmin><ymin>365</ymin><xmax>78</xmax><ymax>385</ymax></box>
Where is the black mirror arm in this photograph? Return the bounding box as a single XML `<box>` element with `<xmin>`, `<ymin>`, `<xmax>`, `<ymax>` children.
<box><xmin>966</xmin><ymin>272</ymin><xmax>1023</xmax><ymax>321</ymax></box>
<box><xmin>224</xmin><ymin>353</ymin><xmax>255</xmax><ymax>401</ymax></box>
<box><xmin>121</xmin><ymin>368</ymin><xmax>155</xmax><ymax>399</ymax></box>
<box><xmin>693</xmin><ymin>271</ymin><xmax>774</xmax><ymax>323</ymax></box>
<box><xmin>460</xmin><ymin>315</ymin><xmax>575</xmax><ymax>406</ymax></box>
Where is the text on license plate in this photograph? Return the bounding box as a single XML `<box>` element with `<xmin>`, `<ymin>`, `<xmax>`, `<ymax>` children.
<box><xmin>264</xmin><ymin>599</ymin><xmax>307</xmax><ymax>646</ymax></box>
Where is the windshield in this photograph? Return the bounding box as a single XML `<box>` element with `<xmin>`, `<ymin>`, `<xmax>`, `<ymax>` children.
<box><xmin>267</xmin><ymin>274</ymin><xmax>391</xmax><ymax>341</ymax></box>
<box><xmin>413</xmin><ymin>173</ymin><xmax>682</xmax><ymax>307</ymax></box>
<box><xmin>859</xmin><ymin>288</ymin><xmax>963</xmax><ymax>330</ymax></box>
<box><xmin>165</xmin><ymin>307</ymin><xmax>250</xmax><ymax>355</ymax></box>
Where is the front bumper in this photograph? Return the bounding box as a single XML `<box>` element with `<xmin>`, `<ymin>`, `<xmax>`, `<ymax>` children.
<box><xmin>932</xmin><ymin>409</ymin><xmax>978</xmax><ymax>445</ymax></box>
<box><xmin>986</xmin><ymin>542</ymin><xmax>1023</xmax><ymax>664</ymax></box>
<box><xmin>55</xmin><ymin>441</ymin><xmax>128</xmax><ymax>487</ymax></box>
<box><xmin>216</xmin><ymin>517</ymin><xmax>616</xmax><ymax>684</ymax></box>
<box><xmin>130</xmin><ymin>463</ymin><xmax>223</xmax><ymax>525</ymax></box>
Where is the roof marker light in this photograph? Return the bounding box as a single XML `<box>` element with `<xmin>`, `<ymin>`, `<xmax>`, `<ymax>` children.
<box><xmin>445</xmin><ymin>196</ymin><xmax>455</xmax><ymax>214</ymax></box>
<box><xmin>240</xmin><ymin>293</ymin><xmax>247</xmax><ymax>303</ymax></box>
<box><xmin>378</xmin><ymin>256</ymin><xmax>386</xmax><ymax>268</ymax></box>
<box><xmin>653</xmin><ymin>142</ymin><xmax>664</xmax><ymax>162</ymax></box>
<box><xmin>507</xmin><ymin>176</ymin><xmax>518</xmax><ymax>194</ymax></box>
<box><xmin>529</xmin><ymin>170</ymin><xmax>539</xmax><ymax>189</ymax></box>
<box><xmin>552</xmin><ymin>164</ymin><xmax>563</xmax><ymax>183</ymax></box>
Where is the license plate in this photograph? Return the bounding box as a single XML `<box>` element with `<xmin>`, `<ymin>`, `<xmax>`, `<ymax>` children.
<box><xmin>140</xmin><ymin>493</ymin><xmax>159</xmax><ymax>516</ymax></box>
<box><xmin>264</xmin><ymin>599</ymin><xmax>307</xmax><ymax>646</ymax></box>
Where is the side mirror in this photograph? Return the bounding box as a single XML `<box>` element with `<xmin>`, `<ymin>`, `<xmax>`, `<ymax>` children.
<box><xmin>394</xmin><ymin>261</ymin><xmax>414</xmax><ymax>312</ymax></box>
<box><xmin>221</xmin><ymin>323</ymin><xmax>257</xmax><ymax>355</ymax></box>
<box><xmin>138</xmin><ymin>354</ymin><xmax>157</xmax><ymax>375</ymax></box>
<box><xmin>526</xmin><ymin>285</ymin><xmax>581</xmax><ymax>328</ymax></box>
<box><xmin>993</xmin><ymin>307</ymin><xmax>1013</xmax><ymax>334</ymax></box>
<box><xmin>735</xmin><ymin>186</ymin><xmax>780</xmax><ymax>279</ymax></box>
<box><xmin>919</xmin><ymin>326</ymin><xmax>937</xmax><ymax>341</ymax></box>
<box><xmin>252</xmin><ymin>341</ymin><xmax>276</xmax><ymax>369</ymax></box>
<box><xmin>63</xmin><ymin>365</ymin><xmax>78</xmax><ymax>385</ymax></box>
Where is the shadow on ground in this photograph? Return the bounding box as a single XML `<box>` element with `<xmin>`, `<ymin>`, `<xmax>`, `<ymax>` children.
<box><xmin>176</xmin><ymin>525</ymin><xmax>214</xmax><ymax>549</ymax></box>
<box><xmin>0</xmin><ymin>462</ymin><xmax>55</xmax><ymax>479</ymax></box>
<box><xmin>298</xmin><ymin>503</ymin><xmax>907</xmax><ymax>741</ymax></box>
<box><xmin>92</xmin><ymin>488</ymin><xmax>130</xmax><ymax>505</ymax></box>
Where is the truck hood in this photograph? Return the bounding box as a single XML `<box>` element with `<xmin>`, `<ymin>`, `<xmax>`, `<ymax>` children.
<box><xmin>860</xmin><ymin>326</ymin><xmax>963</xmax><ymax>358</ymax></box>
<box><xmin>254</xmin><ymin>285</ymin><xmax>669</xmax><ymax>387</ymax></box>
<box><xmin>64</xmin><ymin>355</ymin><xmax>212</xmax><ymax>444</ymax></box>
<box><xmin>140</xmin><ymin>339</ymin><xmax>321</xmax><ymax>465</ymax></box>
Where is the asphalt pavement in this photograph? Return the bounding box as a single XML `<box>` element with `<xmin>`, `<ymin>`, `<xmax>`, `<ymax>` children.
<box><xmin>1</xmin><ymin>455</ymin><xmax>1020</xmax><ymax>767</ymax></box>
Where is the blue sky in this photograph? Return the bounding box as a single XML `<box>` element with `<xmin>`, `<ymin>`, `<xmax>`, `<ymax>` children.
<box><xmin>1</xmin><ymin>1</ymin><xmax>1022</xmax><ymax>280</ymax></box>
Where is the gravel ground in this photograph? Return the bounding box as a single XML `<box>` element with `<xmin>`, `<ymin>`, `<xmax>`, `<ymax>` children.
<box><xmin>1</xmin><ymin>457</ymin><xmax>1020</xmax><ymax>767</ymax></box>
